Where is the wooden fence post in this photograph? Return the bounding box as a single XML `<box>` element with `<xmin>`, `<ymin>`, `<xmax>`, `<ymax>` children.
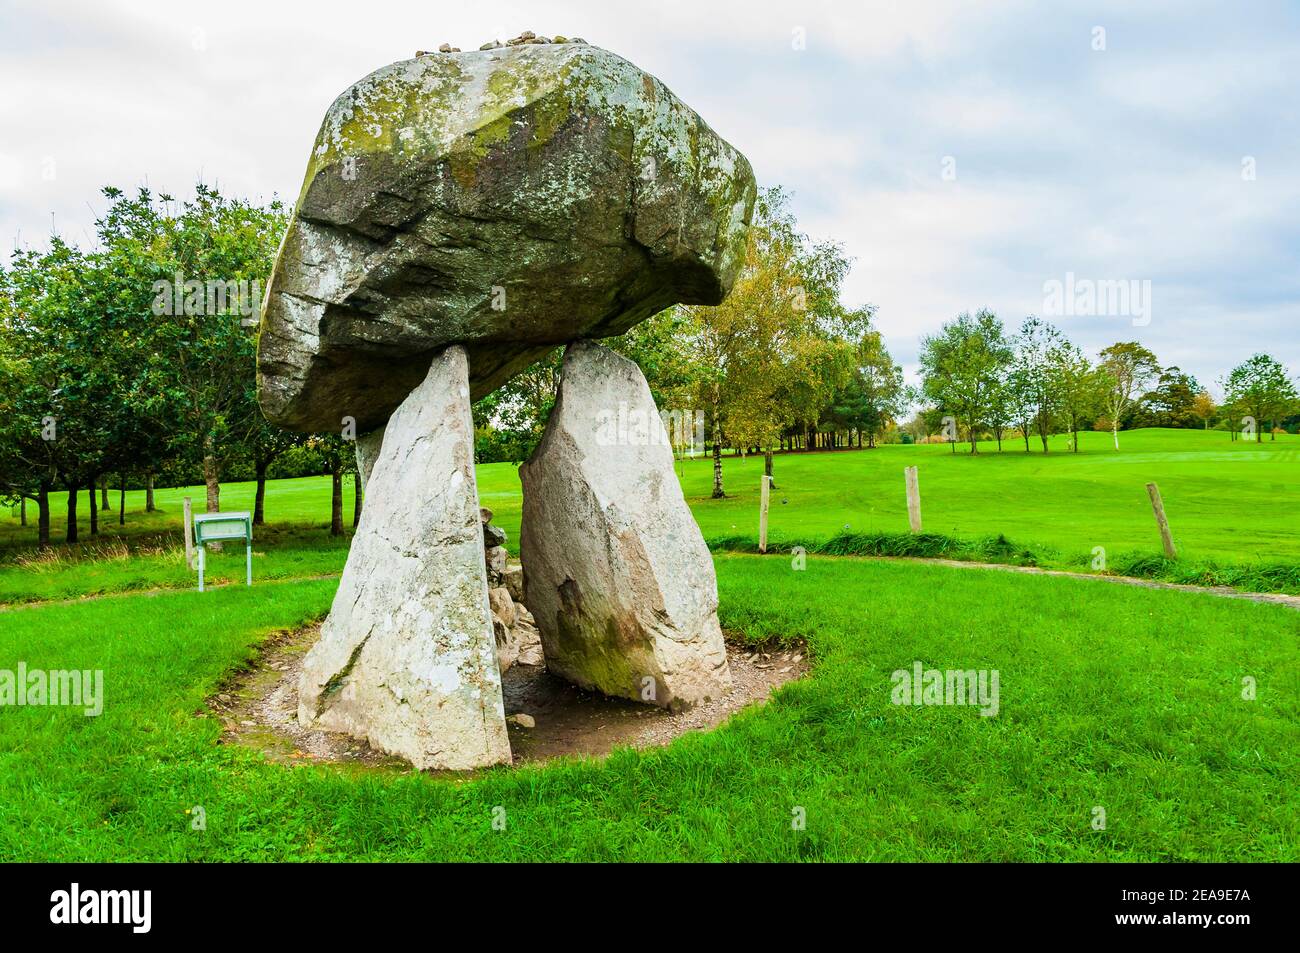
<box><xmin>1145</xmin><ymin>482</ymin><xmax>1177</xmax><ymax>559</ymax></box>
<box><xmin>905</xmin><ymin>466</ymin><xmax>922</xmax><ymax>533</ymax></box>
<box><xmin>759</xmin><ymin>475</ymin><xmax>772</xmax><ymax>553</ymax></box>
<box><xmin>183</xmin><ymin>496</ymin><xmax>195</xmax><ymax>570</ymax></box>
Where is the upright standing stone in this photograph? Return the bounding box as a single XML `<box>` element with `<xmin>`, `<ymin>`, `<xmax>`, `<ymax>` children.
<box><xmin>354</xmin><ymin>425</ymin><xmax>386</xmax><ymax>493</ymax></box>
<box><xmin>520</xmin><ymin>341</ymin><xmax>731</xmax><ymax>709</ymax></box>
<box><xmin>297</xmin><ymin>345</ymin><xmax>510</xmax><ymax>769</ymax></box>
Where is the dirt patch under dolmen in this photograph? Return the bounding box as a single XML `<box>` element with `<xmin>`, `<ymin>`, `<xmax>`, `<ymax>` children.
<box><xmin>206</xmin><ymin>623</ymin><xmax>808</xmax><ymax>772</ymax></box>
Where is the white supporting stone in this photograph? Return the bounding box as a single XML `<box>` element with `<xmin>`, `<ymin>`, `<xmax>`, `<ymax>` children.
<box><xmin>298</xmin><ymin>345</ymin><xmax>511</xmax><ymax>770</ymax></box>
<box><xmin>519</xmin><ymin>340</ymin><xmax>731</xmax><ymax>709</ymax></box>
<box><xmin>354</xmin><ymin>424</ymin><xmax>386</xmax><ymax>494</ymax></box>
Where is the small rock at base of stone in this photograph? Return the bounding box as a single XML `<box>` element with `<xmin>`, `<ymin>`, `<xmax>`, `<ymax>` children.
<box><xmin>507</xmin><ymin>713</ymin><xmax>536</xmax><ymax>728</ymax></box>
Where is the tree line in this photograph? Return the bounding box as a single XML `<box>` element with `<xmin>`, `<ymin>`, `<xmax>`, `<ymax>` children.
<box><xmin>913</xmin><ymin>310</ymin><xmax>1299</xmax><ymax>454</ymax></box>
<box><xmin>474</xmin><ymin>187</ymin><xmax>909</xmax><ymax>497</ymax></box>
<box><xmin>0</xmin><ymin>185</ymin><xmax>360</xmax><ymax>547</ymax></box>
<box><xmin>4</xmin><ymin>180</ymin><xmax>1296</xmax><ymax>548</ymax></box>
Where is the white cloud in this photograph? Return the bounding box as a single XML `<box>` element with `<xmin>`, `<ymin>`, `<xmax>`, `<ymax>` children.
<box><xmin>1</xmin><ymin>0</ymin><xmax>1297</xmax><ymax>388</ymax></box>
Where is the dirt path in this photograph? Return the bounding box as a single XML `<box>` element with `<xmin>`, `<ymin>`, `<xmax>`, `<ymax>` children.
<box><xmin>870</xmin><ymin>556</ymin><xmax>1300</xmax><ymax>609</ymax></box>
<box><xmin>208</xmin><ymin>624</ymin><xmax>809</xmax><ymax>772</ymax></box>
<box><xmin>6</xmin><ymin>555</ymin><xmax>1299</xmax><ymax>612</ymax></box>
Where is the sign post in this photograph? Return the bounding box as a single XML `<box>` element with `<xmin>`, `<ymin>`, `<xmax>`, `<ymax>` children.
<box><xmin>192</xmin><ymin>511</ymin><xmax>254</xmax><ymax>592</ymax></box>
<box><xmin>182</xmin><ymin>497</ymin><xmax>195</xmax><ymax>570</ymax></box>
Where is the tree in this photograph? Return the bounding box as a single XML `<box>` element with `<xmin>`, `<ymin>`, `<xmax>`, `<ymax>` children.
<box><xmin>102</xmin><ymin>184</ymin><xmax>287</xmax><ymax>516</ymax></box>
<box><xmin>1222</xmin><ymin>354</ymin><xmax>1297</xmax><ymax>442</ymax></box>
<box><xmin>245</xmin><ymin>420</ymin><xmax>301</xmax><ymax>525</ymax></box>
<box><xmin>472</xmin><ymin>347</ymin><xmax>562</xmax><ymax>464</ymax></box>
<box><xmin>1052</xmin><ymin>343</ymin><xmax>1103</xmax><ymax>452</ymax></box>
<box><xmin>0</xmin><ymin>281</ymin><xmax>60</xmax><ymax>546</ymax></box>
<box><xmin>918</xmin><ymin>310</ymin><xmax>1013</xmax><ymax>454</ymax></box>
<box><xmin>2</xmin><ymin>240</ymin><xmax>118</xmax><ymax>542</ymax></box>
<box><xmin>849</xmin><ymin>330</ymin><xmax>909</xmax><ymax>449</ymax></box>
<box><xmin>1191</xmin><ymin>389</ymin><xmax>1217</xmax><ymax>430</ymax></box>
<box><xmin>1139</xmin><ymin>366</ymin><xmax>1202</xmax><ymax>428</ymax></box>
<box><xmin>314</xmin><ymin>434</ymin><xmax>355</xmax><ymax>536</ymax></box>
<box><xmin>679</xmin><ymin>187</ymin><xmax>858</xmax><ymax>495</ymax></box>
<box><xmin>1009</xmin><ymin>317</ymin><xmax>1064</xmax><ymax>453</ymax></box>
<box><xmin>1098</xmin><ymin>342</ymin><xmax>1160</xmax><ymax>450</ymax></box>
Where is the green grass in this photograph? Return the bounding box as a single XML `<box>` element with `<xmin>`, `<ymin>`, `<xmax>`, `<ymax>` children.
<box><xmin>2</xmin><ymin>427</ymin><xmax>1297</xmax><ymax>603</ymax></box>
<box><xmin>0</xmin><ymin>554</ymin><xmax>1295</xmax><ymax>861</ymax></box>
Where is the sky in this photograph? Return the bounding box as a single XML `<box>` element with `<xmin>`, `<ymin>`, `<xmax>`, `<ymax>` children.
<box><xmin>2</xmin><ymin>0</ymin><xmax>1298</xmax><ymax>393</ymax></box>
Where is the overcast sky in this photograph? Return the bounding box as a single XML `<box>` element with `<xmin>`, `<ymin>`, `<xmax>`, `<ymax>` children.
<box><xmin>2</xmin><ymin>0</ymin><xmax>1298</xmax><ymax>393</ymax></box>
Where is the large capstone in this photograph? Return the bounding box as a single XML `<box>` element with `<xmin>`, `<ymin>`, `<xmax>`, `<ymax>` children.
<box><xmin>297</xmin><ymin>345</ymin><xmax>510</xmax><ymax>770</ymax></box>
<box><xmin>257</xmin><ymin>42</ymin><xmax>756</xmax><ymax>433</ymax></box>
<box><xmin>519</xmin><ymin>340</ymin><xmax>731</xmax><ymax>708</ymax></box>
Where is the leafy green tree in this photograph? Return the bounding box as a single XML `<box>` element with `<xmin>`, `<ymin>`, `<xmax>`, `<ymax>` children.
<box><xmin>918</xmin><ymin>310</ymin><xmax>1013</xmax><ymax>454</ymax></box>
<box><xmin>1009</xmin><ymin>317</ymin><xmax>1065</xmax><ymax>453</ymax></box>
<box><xmin>1052</xmin><ymin>343</ymin><xmax>1103</xmax><ymax>452</ymax></box>
<box><xmin>99</xmin><ymin>184</ymin><xmax>287</xmax><ymax>514</ymax></box>
<box><xmin>1222</xmin><ymin>354</ymin><xmax>1297</xmax><ymax>442</ymax></box>
<box><xmin>679</xmin><ymin>187</ymin><xmax>858</xmax><ymax>495</ymax></box>
<box><xmin>315</xmin><ymin>433</ymin><xmax>356</xmax><ymax>536</ymax></box>
<box><xmin>1138</xmin><ymin>366</ymin><xmax>1202</xmax><ymax>428</ymax></box>
<box><xmin>2</xmin><ymin>240</ymin><xmax>118</xmax><ymax>541</ymax></box>
<box><xmin>1098</xmin><ymin>342</ymin><xmax>1160</xmax><ymax>450</ymax></box>
<box><xmin>828</xmin><ymin>330</ymin><xmax>909</xmax><ymax>448</ymax></box>
<box><xmin>1191</xmin><ymin>389</ymin><xmax>1217</xmax><ymax>430</ymax></box>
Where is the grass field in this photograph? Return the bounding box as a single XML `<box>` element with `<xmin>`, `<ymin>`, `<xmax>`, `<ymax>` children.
<box><xmin>1</xmin><ymin>555</ymin><xmax>1295</xmax><ymax>861</ymax></box>
<box><xmin>1</xmin><ymin>427</ymin><xmax>1296</xmax><ymax>861</ymax></box>
<box><xmin>1</xmin><ymin>427</ymin><xmax>1297</xmax><ymax>603</ymax></box>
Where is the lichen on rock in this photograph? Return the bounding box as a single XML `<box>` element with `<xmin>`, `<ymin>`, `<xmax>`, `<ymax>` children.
<box><xmin>257</xmin><ymin>42</ymin><xmax>756</xmax><ymax>434</ymax></box>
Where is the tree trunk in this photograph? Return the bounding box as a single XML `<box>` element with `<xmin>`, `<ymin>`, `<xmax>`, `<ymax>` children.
<box><xmin>65</xmin><ymin>482</ymin><xmax>79</xmax><ymax>543</ymax></box>
<box><xmin>119</xmin><ymin>473</ymin><xmax>126</xmax><ymax>525</ymax></box>
<box><xmin>100</xmin><ymin>474</ymin><xmax>110</xmax><ymax>511</ymax></box>
<box><xmin>203</xmin><ymin>436</ymin><xmax>223</xmax><ymax>550</ymax></box>
<box><xmin>37</xmin><ymin>483</ymin><xmax>51</xmax><ymax>549</ymax></box>
<box><xmin>1112</xmin><ymin>420</ymin><xmax>1120</xmax><ymax>450</ymax></box>
<box><xmin>88</xmin><ymin>482</ymin><xmax>99</xmax><ymax>536</ymax></box>
<box><xmin>203</xmin><ymin>442</ymin><xmax>221</xmax><ymax>512</ymax></box>
<box><xmin>145</xmin><ymin>472</ymin><xmax>155</xmax><ymax>512</ymax></box>
<box><xmin>19</xmin><ymin>496</ymin><xmax>25</xmax><ymax>526</ymax></box>
<box><xmin>711</xmin><ymin>428</ymin><xmax>725</xmax><ymax>498</ymax></box>
<box><xmin>330</xmin><ymin>468</ymin><xmax>344</xmax><ymax>536</ymax></box>
<box><xmin>253</xmin><ymin>459</ymin><xmax>268</xmax><ymax>526</ymax></box>
<box><xmin>1022</xmin><ymin>425</ymin><xmax>1030</xmax><ymax>452</ymax></box>
<box><xmin>763</xmin><ymin>448</ymin><xmax>774</xmax><ymax>489</ymax></box>
<box><xmin>353</xmin><ymin>469</ymin><xmax>363</xmax><ymax>528</ymax></box>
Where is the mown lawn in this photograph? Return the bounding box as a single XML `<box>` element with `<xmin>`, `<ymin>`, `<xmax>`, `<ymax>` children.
<box><xmin>2</xmin><ymin>427</ymin><xmax>1297</xmax><ymax>604</ymax></box>
<box><xmin>0</xmin><ymin>555</ymin><xmax>1295</xmax><ymax>861</ymax></box>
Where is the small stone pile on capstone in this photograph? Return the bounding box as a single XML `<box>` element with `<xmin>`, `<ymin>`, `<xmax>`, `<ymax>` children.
<box><xmin>480</xmin><ymin>507</ymin><xmax>543</xmax><ymax>671</ymax></box>
<box><xmin>417</xmin><ymin>32</ymin><xmax>588</xmax><ymax>56</ymax></box>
